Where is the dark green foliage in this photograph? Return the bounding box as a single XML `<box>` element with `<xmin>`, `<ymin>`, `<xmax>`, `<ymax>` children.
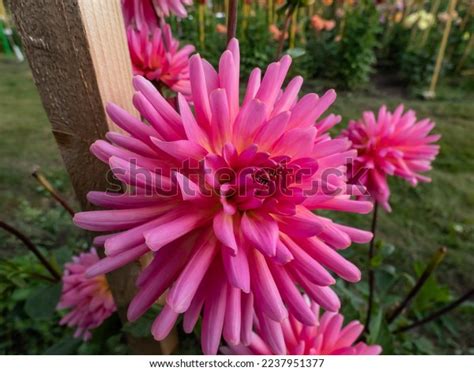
<box><xmin>306</xmin><ymin>1</ymin><xmax>380</xmax><ymax>89</ymax></box>
<box><xmin>338</xmin><ymin>240</ymin><xmax>473</xmax><ymax>355</ymax></box>
<box><xmin>177</xmin><ymin>4</ymin><xmax>275</xmax><ymax>79</ymax></box>
<box><xmin>400</xmin><ymin>47</ymin><xmax>437</xmax><ymax>90</ymax></box>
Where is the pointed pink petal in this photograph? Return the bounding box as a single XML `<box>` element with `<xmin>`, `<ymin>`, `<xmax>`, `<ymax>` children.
<box><xmin>223</xmin><ymin>287</ymin><xmax>241</xmax><ymax>345</ymax></box>
<box><xmin>166</xmin><ymin>232</ymin><xmax>217</xmax><ymax>313</ymax></box>
<box><xmin>242</xmin><ymin>211</ymin><xmax>278</xmax><ymax>257</ymax></box>
<box><xmin>213</xmin><ymin>210</ymin><xmax>238</xmax><ymax>252</ymax></box>
<box><xmin>250</xmin><ymin>250</ymin><xmax>288</xmax><ymax>322</ymax></box>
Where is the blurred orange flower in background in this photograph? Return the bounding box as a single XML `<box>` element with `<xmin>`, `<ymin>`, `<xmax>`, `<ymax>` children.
<box><xmin>311</xmin><ymin>15</ymin><xmax>336</xmax><ymax>32</ymax></box>
<box><xmin>269</xmin><ymin>24</ymin><xmax>288</xmax><ymax>40</ymax></box>
<box><xmin>216</xmin><ymin>23</ymin><xmax>227</xmax><ymax>34</ymax></box>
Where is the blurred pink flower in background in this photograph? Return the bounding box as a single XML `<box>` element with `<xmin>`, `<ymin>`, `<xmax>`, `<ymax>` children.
<box><xmin>126</xmin><ymin>22</ymin><xmax>194</xmax><ymax>96</ymax></box>
<box><xmin>342</xmin><ymin>105</ymin><xmax>440</xmax><ymax>211</ymax></box>
<box><xmin>222</xmin><ymin>300</ymin><xmax>382</xmax><ymax>355</ymax></box>
<box><xmin>122</xmin><ymin>0</ymin><xmax>192</xmax><ymax>28</ymax></box>
<box><xmin>74</xmin><ymin>39</ymin><xmax>374</xmax><ymax>354</ymax></box>
<box><xmin>57</xmin><ymin>249</ymin><xmax>116</xmax><ymax>341</ymax></box>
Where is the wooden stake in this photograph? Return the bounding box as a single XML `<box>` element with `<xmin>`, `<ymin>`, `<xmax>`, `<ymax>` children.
<box><xmin>198</xmin><ymin>2</ymin><xmax>206</xmax><ymax>50</ymax></box>
<box><xmin>456</xmin><ymin>33</ymin><xmax>474</xmax><ymax>73</ymax></box>
<box><xmin>9</xmin><ymin>0</ymin><xmax>177</xmax><ymax>354</ymax></box>
<box><xmin>267</xmin><ymin>0</ymin><xmax>274</xmax><ymax>25</ymax></box>
<box><xmin>242</xmin><ymin>1</ymin><xmax>251</xmax><ymax>39</ymax></box>
<box><xmin>426</xmin><ymin>0</ymin><xmax>458</xmax><ymax>98</ymax></box>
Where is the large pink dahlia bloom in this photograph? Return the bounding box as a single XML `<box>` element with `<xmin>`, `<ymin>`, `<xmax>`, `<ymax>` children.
<box><xmin>127</xmin><ymin>22</ymin><xmax>194</xmax><ymax>96</ymax></box>
<box><xmin>123</xmin><ymin>0</ymin><xmax>192</xmax><ymax>27</ymax></box>
<box><xmin>222</xmin><ymin>301</ymin><xmax>382</xmax><ymax>355</ymax></box>
<box><xmin>57</xmin><ymin>249</ymin><xmax>116</xmax><ymax>341</ymax></box>
<box><xmin>342</xmin><ymin>105</ymin><xmax>440</xmax><ymax>211</ymax></box>
<box><xmin>74</xmin><ymin>39</ymin><xmax>373</xmax><ymax>354</ymax></box>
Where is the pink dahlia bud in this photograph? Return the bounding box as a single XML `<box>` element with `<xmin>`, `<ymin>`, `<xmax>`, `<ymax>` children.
<box><xmin>222</xmin><ymin>300</ymin><xmax>382</xmax><ymax>355</ymax></box>
<box><xmin>74</xmin><ymin>39</ymin><xmax>374</xmax><ymax>354</ymax></box>
<box><xmin>127</xmin><ymin>22</ymin><xmax>194</xmax><ymax>97</ymax></box>
<box><xmin>57</xmin><ymin>249</ymin><xmax>116</xmax><ymax>341</ymax></box>
<box><xmin>122</xmin><ymin>0</ymin><xmax>193</xmax><ymax>27</ymax></box>
<box><xmin>342</xmin><ymin>105</ymin><xmax>440</xmax><ymax>211</ymax></box>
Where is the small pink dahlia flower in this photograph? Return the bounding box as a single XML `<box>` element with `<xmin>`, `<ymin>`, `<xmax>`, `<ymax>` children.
<box><xmin>222</xmin><ymin>301</ymin><xmax>382</xmax><ymax>355</ymax></box>
<box><xmin>57</xmin><ymin>249</ymin><xmax>116</xmax><ymax>341</ymax></box>
<box><xmin>342</xmin><ymin>105</ymin><xmax>440</xmax><ymax>211</ymax></box>
<box><xmin>122</xmin><ymin>0</ymin><xmax>193</xmax><ymax>27</ymax></box>
<box><xmin>74</xmin><ymin>39</ymin><xmax>373</xmax><ymax>354</ymax></box>
<box><xmin>127</xmin><ymin>22</ymin><xmax>194</xmax><ymax>96</ymax></box>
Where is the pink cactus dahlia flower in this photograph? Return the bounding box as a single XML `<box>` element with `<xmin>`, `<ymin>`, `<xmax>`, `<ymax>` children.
<box><xmin>126</xmin><ymin>22</ymin><xmax>194</xmax><ymax>96</ymax></box>
<box><xmin>74</xmin><ymin>39</ymin><xmax>374</xmax><ymax>354</ymax></box>
<box><xmin>57</xmin><ymin>249</ymin><xmax>116</xmax><ymax>341</ymax></box>
<box><xmin>222</xmin><ymin>301</ymin><xmax>382</xmax><ymax>355</ymax></box>
<box><xmin>342</xmin><ymin>105</ymin><xmax>440</xmax><ymax>211</ymax></box>
<box><xmin>122</xmin><ymin>0</ymin><xmax>192</xmax><ymax>28</ymax></box>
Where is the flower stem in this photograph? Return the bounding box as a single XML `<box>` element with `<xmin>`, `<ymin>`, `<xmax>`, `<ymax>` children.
<box><xmin>276</xmin><ymin>6</ymin><xmax>294</xmax><ymax>58</ymax></box>
<box><xmin>227</xmin><ymin>0</ymin><xmax>238</xmax><ymax>43</ymax></box>
<box><xmin>393</xmin><ymin>288</ymin><xmax>474</xmax><ymax>334</ymax></box>
<box><xmin>387</xmin><ymin>246</ymin><xmax>447</xmax><ymax>324</ymax></box>
<box><xmin>32</xmin><ymin>169</ymin><xmax>75</xmax><ymax>217</ymax></box>
<box><xmin>364</xmin><ymin>201</ymin><xmax>379</xmax><ymax>333</ymax></box>
<box><xmin>289</xmin><ymin>6</ymin><xmax>298</xmax><ymax>49</ymax></box>
<box><xmin>0</xmin><ymin>220</ymin><xmax>61</xmax><ymax>281</ymax></box>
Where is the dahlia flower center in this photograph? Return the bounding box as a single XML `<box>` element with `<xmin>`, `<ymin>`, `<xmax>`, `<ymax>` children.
<box><xmin>94</xmin><ymin>275</ymin><xmax>112</xmax><ymax>297</ymax></box>
<box><xmin>204</xmin><ymin>145</ymin><xmax>317</xmax><ymax>215</ymax></box>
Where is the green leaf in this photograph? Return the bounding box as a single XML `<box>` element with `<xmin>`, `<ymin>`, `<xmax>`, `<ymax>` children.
<box><xmin>24</xmin><ymin>283</ymin><xmax>61</xmax><ymax>320</ymax></box>
<box><xmin>374</xmin><ymin>321</ymin><xmax>394</xmax><ymax>355</ymax></box>
<box><xmin>413</xmin><ymin>336</ymin><xmax>435</xmax><ymax>355</ymax></box>
<box><xmin>44</xmin><ymin>336</ymin><xmax>81</xmax><ymax>355</ymax></box>
<box><xmin>52</xmin><ymin>246</ymin><xmax>73</xmax><ymax>268</ymax></box>
<box><xmin>90</xmin><ymin>314</ymin><xmax>122</xmax><ymax>344</ymax></box>
<box><xmin>123</xmin><ymin>311</ymin><xmax>156</xmax><ymax>338</ymax></box>
<box><xmin>286</xmin><ymin>48</ymin><xmax>306</xmax><ymax>59</ymax></box>
<box><xmin>368</xmin><ymin>309</ymin><xmax>383</xmax><ymax>344</ymax></box>
<box><xmin>11</xmin><ymin>287</ymin><xmax>32</xmax><ymax>302</ymax></box>
<box><xmin>370</xmin><ymin>254</ymin><xmax>383</xmax><ymax>268</ymax></box>
<box><xmin>380</xmin><ymin>243</ymin><xmax>395</xmax><ymax>257</ymax></box>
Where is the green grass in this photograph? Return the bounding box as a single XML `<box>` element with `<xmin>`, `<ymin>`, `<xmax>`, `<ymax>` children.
<box><xmin>329</xmin><ymin>84</ymin><xmax>474</xmax><ymax>292</ymax></box>
<box><xmin>0</xmin><ymin>58</ymin><xmax>79</xmax><ymax>257</ymax></box>
<box><xmin>0</xmin><ymin>58</ymin><xmax>473</xmax><ymax>353</ymax></box>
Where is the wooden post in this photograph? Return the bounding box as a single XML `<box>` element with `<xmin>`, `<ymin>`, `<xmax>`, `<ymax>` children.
<box><xmin>8</xmin><ymin>0</ymin><xmax>177</xmax><ymax>354</ymax></box>
<box><xmin>425</xmin><ymin>0</ymin><xmax>458</xmax><ymax>98</ymax></box>
<box><xmin>197</xmin><ymin>2</ymin><xmax>206</xmax><ymax>50</ymax></box>
<box><xmin>267</xmin><ymin>0</ymin><xmax>274</xmax><ymax>25</ymax></box>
